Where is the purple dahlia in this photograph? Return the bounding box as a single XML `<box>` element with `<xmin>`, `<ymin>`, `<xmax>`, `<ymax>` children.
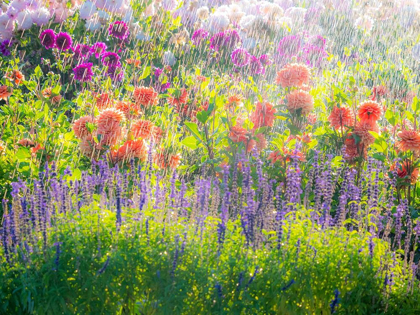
<box><xmin>73</xmin><ymin>63</ymin><xmax>94</xmax><ymax>82</ymax></box>
<box><xmin>191</xmin><ymin>29</ymin><xmax>209</xmax><ymax>46</ymax></box>
<box><xmin>231</xmin><ymin>48</ymin><xmax>251</xmax><ymax>67</ymax></box>
<box><xmin>101</xmin><ymin>51</ymin><xmax>121</xmax><ymax>66</ymax></box>
<box><xmin>259</xmin><ymin>54</ymin><xmax>272</xmax><ymax>66</ymax></box>
<box><xmin>248</xmin><ymin>55</ymin><xmax>264</xmax><ymax>75</ymax></box>
<box><xmin>210</xmin><ymin>29</ymin><xmax>241</xmax><ymax>51</ymax></box>
<box><xmin>40</xmin><ymin>29</ymin><xmax>56</xmax><ymax>49</ymax></box>
<box><xmin>72</xmin><ymin>44</ymin><xmax>92</xmax><ymax>60</ymax></box>
<box><xmin>277</xmin><ymin>35</ymin><xmax>301</xmax><ymax>57</ymax></box>
<box><xmin>108</xmin><ymin>21</ymin><xmax>129</xmax><ymax>40</ymax></box>
<box><xmin>223</xmin><ymin>29</ymin><xmax>241</xmax><ymax>50</ymax></box>
<box><xmin>107</xmin><ymin>65</ymin><xmax>124</xmax><ymax>82</ymax></box>
<box><xmin>91</xmin><ymin>42</ymin><xmax>107</xmax><ymax>58</ymax></box>
<box><xmin>0</xmin><ymin>40</ymin><xmax>11</xmax><ymax>56</ymax></box>
<box><xmin>55</xmin><ymin>32</ymin><xmax>72</xmax><ymax>51</ymax></box>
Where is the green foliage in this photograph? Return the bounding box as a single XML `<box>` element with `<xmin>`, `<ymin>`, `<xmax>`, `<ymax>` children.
<box><xmin>1</xmin><ymin>205</ymin><xmax>419</xmax><ymax>315</ymax></box>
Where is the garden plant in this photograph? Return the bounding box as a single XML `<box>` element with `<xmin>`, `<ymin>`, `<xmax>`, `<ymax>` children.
<box><xmin>1</xmin><ymin>0</ymin><xmax>420</xmax><ymax>314</ymax></box>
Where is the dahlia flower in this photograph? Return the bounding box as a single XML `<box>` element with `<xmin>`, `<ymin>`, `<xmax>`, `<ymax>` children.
<box><xmin>358</xmin><ymin>100</ymin><xmax>382</xmax><ymax>122</ymax></box>
<box><xmin>40</xmin><ymin>29</ymin><xmax>56</xmax><ymax>49</ymax></box>
<box><xmin>73</xmin><ymin>116</ymin><xmax>94</xmax><ymax>139</ymax></box>
<box><xmin>286</xmin><ymin>90</ymin><xmax>314</xmax><ymax>115</ymax></box>
<box><xmin>396</xmin><ymin>130</ymin><xmax>420</xmax><ymax>152</ymax></box>
<box><xmin>55</xmin><ymin>32</ymin><xmax>72</xmax><ymax>51</ymax></box>
<box><xmin>276</xmin><ymin>63</ymin><xmax>310</xmax><ymax>88</ymax></box>
<box><xmin>328</xmin><ymin>106</ymin><xmax>354</xmax><ymax>129</ymax></box>
<box><xmin>251</xmin><ymin>102</ymin><xmax>277</xmax><ymax>128</ymax></box>
<box><xmin>73</xmin><ymin>63</ymin><xmax>94</xmax><ymax>82</ymax></box>
<box><xmin>108</xmin><ymin>21</ymin><xmax>129</xmax><ymax>40</ymax></box>
<box><xmin>133</xmin><ymin>86</ymin><xmax>159</xmax><ymax>107</ymax></box>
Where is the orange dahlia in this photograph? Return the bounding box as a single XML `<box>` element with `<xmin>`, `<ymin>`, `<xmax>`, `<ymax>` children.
<box><xmin>5</xmin><ymin>70</ymin><xmax>25</xmax><ymax>85</ymax></box>
<box><xmin>268</xmin><ymin>151</ymin><xmax>282</xmax><ymax>164</ymax></box>
<box><xmin>115</xmin><ymin>101</ymin><xmax>140</xmax><ymax>120</ymax></box>
<box><xmin>250</xmin><ymin>101</ymin><xmax>277</xmax><ymax>129</ymax></box>
<box><xmin>96</xmin><ymin>93</ymin><xmax>113</xmax><ymax>110</ymax></box>
<box><xmin>275</xmin><ymin>63</ymin><xmax>310</xmax><ymax>88</ymax></box>
<box><xmin>169</xmin><ymin>154</ymin><xmax>181</xmax><ymax>169</ymax></box>
<box><xmin>354</xmin><ymin>120</ymin><xmax>379</xmax><ymax>146</ymax></box>
<box><xmin>42</xmin><ymin>88</ymin><xmax>62</xmax><ymax>105</ymax></box>
<box><xmin>392</xmin><ymin>160</ymin><xmax>419</xmax><ymax>184</ymax></box>
<box><xmin>396</xmin><ymin>130</ymin><xmax>420</xmax><ymax>152</ymax></box>
<box><xmin>133</xmin><ymin>86</ymin><xmax>159</xmax><ymax>107</ymax></box>
<box><xmin>229</xmin><ymin>125</ymin><xmax>248</xmax><ymax>143</ymax></box>
<box><xmin>286</xmin><ymin>90</ymin><xmax>314</xmax><ymax>115</ymax></box>
<box><xmin>357</xmin><ymin>100</ymin><xmax>382</xmax><ymax>122</ymax></box>
<box><xmin>151</xmin><ymin>126</ymin><xmax>163</xmax><ymax>142</ymax></box>
<box><xmin>73</xmin><ymin>116</ymin><xmax>94</xmax><ymax>140</ymax></box>
<box><xmin>255</xmin><ymin>133</ymin><xmax>267</xmax><ymax>151</ymax></box>
<box><xmin>96</xmin><ymin>108</ymin><xmax>125</xmax><ymax>147</ymax></box>
<box><xmin>168</xmin><ymin>88</ymin><xmax>188</xmax><ymax>107</ymax></box>
<box><xmin>328</xmin><ymin>106</ymin><xmax>354</xmax><ymax>129</ymax></box>
<box><xmin>126</xmin><ymin>59</ymin><xmax>141</xmax><ymax>67</ymax></box>
<box><xmin>0</xmin><ymin>85</ymin><xmax>13</xmax><ymax>100</ymax></box>
<box><xmin>18</xmin><ymin>138</ymin><xmax>35</xmax><ymax>147</ymax></box>
<box><xmin>154</xmin><ymin>152</ymin><xmax>181</xmax><ymax>169</ymax></box>
<box><xmin>0</xmin><ymin>141</ymin><xmax>4</xmax><ymax>154</ymax></box>
<box><xmin>344</xmin><ymin>135</ymin><xmax>360</xmax><ymax>161</ymax></box>
<box><xmin>307</xmin><ymin>113</ymin><xmax>317</xmax><ymax>125</ymax></box>
<box><xmin>113</xmin><ymin>139</ymin><xmax>146</xmax><ymax>162</ymax></box>
<box><xmin>80</xmin><ymin>135</ymin><xmax>99</xmax><ymax>158</ymax></box>
<box><xmin>131</xmin><ymin>119</ymin><xmax>155</xmax><ymax>139</ymax></box>
<box><xmin>30</xmin><ymin>143</ymin><xmax>44</xmax><ymax>157</ymax></box>
<box><xmin>196</xmin><ymin>75</ymin><xmax>207</xmax><ymax>82</ymax></box>
<box><xmin>370</xmin><ymin>85</ymin><xmax>388</xmax><ymax>101</ymax></box>
<box><xmin>246</xmin><ymin>139</ymin><xmax>256</xmax><ymax>153</ymax></box>
<box><xmin>227</xmin><ymin>94</ymin><xmax>243</xmax><ymax>110</ymax></box>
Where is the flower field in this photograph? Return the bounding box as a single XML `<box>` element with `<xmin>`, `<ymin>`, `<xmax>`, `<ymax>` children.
<box><xmin>2</xmin><ymin>0</ymin><xmax>420</xmax><ymax>314</ymax></box>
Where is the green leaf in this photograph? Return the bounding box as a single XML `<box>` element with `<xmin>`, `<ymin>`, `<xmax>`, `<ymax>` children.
<box><xmin>185</xmin><ymin>122</ymin><xmax>203</xmax><ymax>143</ymax></box>
<box><xmin>138</xmin><ymin>66</ymin><xmax>151</xmax><ymax>81</ymax></box>
<box><xmin>368</xmin><ymin>131</ymin><xmax>380</xmax><ymax>139</ymax></box>
<box><xmin>181</xmin><ymin>136</ymin><xmax>198</xmax><ymax>150</ymax></box>
<box><xmin>331</xmin><ymin>156</ymin><xmax>343</xmax><ymax>168</ymax></box>
<box><xmin>385</xmin><ymin>109</ymin><xmax>396</xmax><ymax>126</ymax></box>
<box><xmin>16</xmin><ymin>147</ymin><xmax>31</xmax><ymax>161</ymax></box>
<box><xmin>196</xmin><ymin>111</ymin><xmax>209</xmax><ymax>124</ymax></box>
<box><xmin>52</xmin><ymin>85</ymin><xmax>61</xmax><ymax>95</ymax></box>
<box><xmin>372</xmin><ymin>153</ymin><xmax>386</xmax><ymax>162</ymax></box>
<box><xmin>34</xmin><ymin>65</ymin><xmax>43</xmax><ymax>79</ymax></box>
<box><xmin>412</xmin><ymin>97</ymin><xmax>420</xmax><ymax>113</ymax></box>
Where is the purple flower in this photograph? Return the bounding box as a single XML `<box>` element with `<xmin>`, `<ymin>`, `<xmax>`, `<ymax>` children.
<box><xmin>210</xmin><ymin>30</ymin><xmax>241</xmax><ymax>51</ymax></box>
<box><xmin>210</xmin><ymin>32</ymin><xmax>226</xmax><ymax>51</ymax></box>
<box><xmin>191</xmin><ymin>29</ymin><xmax>209</xmax><ymax>46</ymax></box>
<box><xmin>40</xmin><ymin>29</ymin><xmax>56</xmax><ymax>49</ymax></box>
<box><xmin>72</xmin><ymin>44</ymin><xmax>92</xmax><ymax>60</ymax></box>
<box><xmin>302</xmin><ymin>44</ymin><xmax>327</xmax><ymax>67</ymax></box>
<box><xmin>101</xmin><ymin>51</ymin><xmax>121</xmax><ymax>66</ymax></box>
<box><xmin>259</xmin><ymin>54</ymin><xmax>272</xmax><ymax>66</ymax></box>
<box><xmin>231</xmin><ymin>48</ymin><xmax>251</xmax><ymax>67</ymax></box>
<box><xmin>309</xmin><ymin>35</ymin><xmax>326</xmax><ymax>49</ymax></box>
<box><xmin>277</xmin><ymin>35</ymin><xmax>301</xmax><ymax>57</ymax></box>
<box><xmin>0</xmin><ymin>40</ymin><xmax>11</xmax><ymax>56</ymax></box>
<box><xmin>108</xmin><ymin>21</ymin><xmax>129</xmax><ymax>40</ymax></box>
<box><xmin>330</xmin><ymin>289</ymin><xmax>340</xmax><ymax>314</ymax></box>
<box><xmin>55</xmin><ymin>32</ymin><xmax>72</xmax><ymax>51</ymax></box>
<box><xmin>248</xmin><ymin>55</ymin><xmax>264</xmax><ymax>75</ymax></box>
<box><xmin>107</xmin><ymin>65</ymin><xmax>124</xmax><ymax>81</ymax></box>
<box><xmin>223</xmin><ymin>29</ymin><xmax>241</xmax><ymax>50</ymax></box>
<box><xmin>91</xmin><ymin>42</ymin><xmax>107</xmax><ymax>58</ymax></box>
<box><xmin>73</xmin><ymin>63</ymin><xmax>94</xmax><ymax>82</ymax></box>
<box><xmin>154</xmin><ymin>67</ymin><xmax>163</xmax><ymax>79</ymax></box>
